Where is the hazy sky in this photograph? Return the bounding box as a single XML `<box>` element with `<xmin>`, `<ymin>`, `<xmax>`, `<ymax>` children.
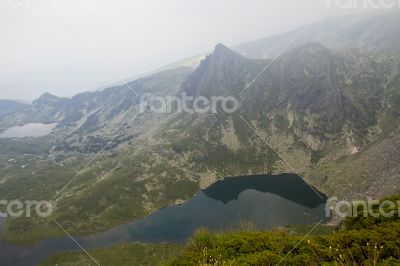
<box><xmin>0</xmin><ymin>0</ymin><xmax>368</xmax><ymax>101</ymax></box>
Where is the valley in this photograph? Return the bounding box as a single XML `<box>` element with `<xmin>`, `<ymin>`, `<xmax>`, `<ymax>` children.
<box><xmin>0</xmin><ymin>9</ymin><xmax>400</xmax><ymax>266</ymax></box>
<box><xmin>0</xmin><ymin>174</ymin><xmax>327</xmax><ymax>265</ymax></box>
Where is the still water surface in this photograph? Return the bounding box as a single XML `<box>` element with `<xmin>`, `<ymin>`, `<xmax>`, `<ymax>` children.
<box><xmin>0</xmin><ymin>123</ymin><xmax>57</xmax><ymax>138</ymax></box>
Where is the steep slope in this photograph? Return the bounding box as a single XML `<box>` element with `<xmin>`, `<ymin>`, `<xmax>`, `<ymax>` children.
<box><xmin>242</xmin><ymin>43</ymin><xmax>397</xmax><ymax>150</ymax></box>
<box><xmin>0</xmin><ymin>67</ymin><xmax>203</xmax><ymax>244</ymax></box>
<box><xmin>159</xmin><ymin>42</ymin><xmax>400</xmax><ymax>195</ymax></box>
<box><xmin>1</xmin><ymin>42</ymin><xmax>400</xmax><ymax>246</ymax></box>
<box><xmin>0</xmin><ymin>100</ymin><xmax>27</xmax><ymax>122</ymax></box>
<box><xmin>170</xmin><ymin>41</ymin><xmax>400</xmax><ymax>203</ymax></box>
<box><xmin>182</xmin><ymin>43</ymin><xmax>267</xmax><ymax>97</ymax></box>
<box><xmin>51</xmin><ymin>67</ymin><xmax>193</xmax><ymax>153</ymax></box>
<box><xmin>0</xmin><ymin>93</ymin><xmax>68</xmax><ymax>128</ymax></box>
<box><xmin>0</xmin><ymin>67</ymin><xmax>193</xmax><ymax>153</ymax></box>
<box><xmin>1</xmin><ymin>11</ymin><xmax>400</xmax><ymax>245</ymax></box>
<box><xmin>234</xmin><ymin>10</ymin><xmax>400</xmax><ymax>59</ymax></box>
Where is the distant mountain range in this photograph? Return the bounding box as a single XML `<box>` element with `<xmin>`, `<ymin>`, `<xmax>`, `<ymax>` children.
<box><xmin>0</xmin><ymin>100</ymin><xmax>28</xmax><ymax>120</ymax></box>
<box><xmin>1</xmin><ymin>10</ymin><xmax>399</xmax><ymax>244</ymax></box>
<box><xmin>234</xmin><ymin>10</ymin><xmax>400</xmax><ymax>58</ymax></box>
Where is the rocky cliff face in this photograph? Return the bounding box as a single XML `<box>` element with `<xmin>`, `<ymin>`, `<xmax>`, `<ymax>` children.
<box><xmin>157</xmin><ymin>41</ymin><xmax>400</xmax><ymax>200</ymax></box>
<box><xmin>1</xmin><ymin>10</ymin><xmax>400</xmax><ymax>244</ymax></box>
<box><xmin>180</xmin><ymin>42</ymin><xmax>397</xmax><ymax>153</ymax></box>
<box><xmin>181</xmin><ymin>43</ymin><xmax>265</xmax><ymax>97</ymax></box>
<box><xmin>1</xmin><ymin>41</ymin><xmax>399</xmax><ymax>197</ymax></box>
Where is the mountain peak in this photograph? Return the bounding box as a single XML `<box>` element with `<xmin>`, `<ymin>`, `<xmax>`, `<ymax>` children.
<box><xmin>214</xmin><ymin>43</ymin><xmax>230</xmax><ymax>52</ymax></box>
<box><xmin>212</xmin><ymin>43</ymin><xmax>240</xmax><ymax>58</ymax></box>
<box><xmin>181</xmin><ymin>43</ymin><xmax>257</xmax><ymax>97</ymax></box>
<box><xmin>32</xmin><ymin>92</ymin><xmax>67</xmax><ymax>109</ymax></box>
<box><xmin>36</xmin><ymin>92</ymin><xmax>59</xmax><ymax>100</ymax></box>
<box><xmin>192</xmin><ymin>43</ymin><xmax>246</xmax><ymax>74</ymax></box>
<box><xmin>194</xmin><ymin>43</ymin><xmax>245</xmax><ymax>70</ymax></box>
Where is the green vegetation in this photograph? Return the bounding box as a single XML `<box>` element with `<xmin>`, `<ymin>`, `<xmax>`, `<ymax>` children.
<box><xmin>169</xmin><ymin>196</ymin><xmax>400</xmax><ymax>265</ymax></box>
<box><xmin>310</xmin><ymin>150</ymin><xmax>328</xmax><ymax>166</ymax></box>
<box><xmin>41</xmin><ymin>196</ymin><xmax>400</xmax><ymax>266</ymax></box>
<box><xmin>40</xmin><ymin>243</ymin><xmax>180</xmax><ymax>266</ymax></box>
<box><xmin>1</xmin><ymin>148</ymin><xmax>199</xmax><ymax>245</ymax></box>
<box><xmin>0</xmin><ymin>137</ymin><xmax>52</xmax><ymax>155</ymax></box>
<box><xmin>0</xmin><ymin>67</ymin><xmax>201</xmax><ymax>245</ymax></box>
<box><xmin>167</xmin><ymin>113</ymin><xmax>280</xmax><ymax>177</ymax></box>
<box><xmin>1</xmin><ymin>27</ymin><xmax>400</xmax><ymax>261</ymax></box>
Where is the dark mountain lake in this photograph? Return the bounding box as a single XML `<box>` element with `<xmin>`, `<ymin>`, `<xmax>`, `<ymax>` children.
<box><xmin>0</xmin><ymin>174</ymin><xmax>327</xmax><ymax>266</ymax></box>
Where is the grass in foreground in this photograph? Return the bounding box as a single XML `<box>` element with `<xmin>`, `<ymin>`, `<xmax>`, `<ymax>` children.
<box><xmin>40</xmin><ymin>243</ymin><xmax>180</xmax><ymax>266</ymax></box>
<box><xmin>169</xmin><ymin>196</ymin><xmax>400</xmax><ymax>265</ymax></box>
<box><xmin>42</xmin><ymin>196</ymin><xmax>400</xmax><ymax>266</ymax></box>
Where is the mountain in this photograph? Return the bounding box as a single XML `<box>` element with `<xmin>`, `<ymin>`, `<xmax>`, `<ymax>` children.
<box><xmin>0</xmin><ymin>67</ymin><xmax>193</xmax><ymax>148</ymax></box>
<box><xmin>1</xmin><ymin>10</ymin><xmax>400</xmax><ymax>245</ymax></box>
<box><xmin>182</xmin><ymin>43</ymin><xmax>267</xmax><ymax>97</ymax></box>
<box><xmin>242</xmin><ymin>42</ymin><xmax>393</xmax><ymax>147</ymax></box>
<box><xmin>0</xmin><ymin>100</ymin><xmax>27</xmax><ymax>121</ymax></box>
<box><xmin>173</xmin><ymin>41</ymin><xmax>400</xmax><ymax>199</ymax></box>
<box><xmin>233</xmin><ymin>10</ymin><xmax>400</xmax><ymax>59</ymax></box>
<box><xmin>0</xmin><ymin>93</ymin><xmax>68</xmax><ymax>128</ymax></box>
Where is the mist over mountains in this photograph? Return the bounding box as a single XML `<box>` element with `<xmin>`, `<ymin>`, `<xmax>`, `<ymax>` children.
<box><xmin>1</xmin><ymin>10</ymin><xmax>400</xmax><ymax>246</ymax></box>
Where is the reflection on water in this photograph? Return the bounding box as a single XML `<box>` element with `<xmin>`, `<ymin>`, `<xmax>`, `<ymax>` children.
<box><xmin>0</xmin><ymin>174</ymin><xmax>327</xmax><ymax>266</ymax></box>
<box><xmin>204</xmin><ymin>174</ymin><xmax>326</xmax><ymax>207</ymax></box>
<box><xmin>0</xmin><ymin>123</ymin><xmax>57</xmax><ymax>138</ymax></box>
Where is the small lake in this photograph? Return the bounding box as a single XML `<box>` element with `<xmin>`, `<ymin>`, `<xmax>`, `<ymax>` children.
<box><xmin>0</xmin><ymin>174</ymin><xmax>327</xmax><ymax>266</ymax></box>
<box><xmin>0</xmin><ymin>123</ymin><xmax>57</xmax><ymax>138</ymax></box>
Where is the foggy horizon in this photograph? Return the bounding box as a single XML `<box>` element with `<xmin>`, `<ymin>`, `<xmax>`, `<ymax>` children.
<box><xmin>1</xmin><ymin>2</ymin><xmax>400</xmax><ymax>265</ymax></box>
<box><xmin>0</xmin><ymin>1</ymin><xmax>377</xmax><ymax>101</ymax></box>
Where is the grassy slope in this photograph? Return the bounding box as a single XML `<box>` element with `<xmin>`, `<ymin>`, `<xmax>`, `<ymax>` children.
<box><xmin>43</xmin><ymin>196</ymin><xmax>400</xmax><ymax>266</ymax></box>
<box><xmin>2</xmin><ymin>111</ymin><xmax>399</xmax><ymax>246</ymax></box>
<box><xmin>169</xmin><ymin>196</ymin><xmax>400</xmax><ymax>266</ymax></box>
<box><xmin>0</xmin><ymin>112</ymin><xmax>300</xmax><ymax>245</ymax></box>
<box><xmin>2</xmin><ymin>53</ymin><xmax>400</xmax><ymax>247</ymax></box>
<box><xmin>2</xmin><ymin>58</ymin><xmax>399</xmax><ymax>247</ymax></box>
<box><xmin>0</xmin><ymin>148</ymin><xmax>199</xmax><ymax>245</ymax></box>
<box><xmin>308</xmin><ymin>116</ymin><xmax>400</xmax><ymax>199</ymax></box>
<box><xmin>40</xmin><ymin>243</ymin><xmax>180</xmax><ymax>266</ymax></box>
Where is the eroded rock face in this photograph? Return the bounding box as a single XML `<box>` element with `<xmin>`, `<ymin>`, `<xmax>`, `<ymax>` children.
<box><xmin>2</xmin><ymin>11</ymin><xmax>400</xmax><ymax>243</ymax></box>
